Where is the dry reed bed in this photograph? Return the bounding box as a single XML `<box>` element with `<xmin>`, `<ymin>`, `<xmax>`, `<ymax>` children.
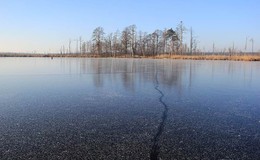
<box><xmin>1</xmin><ymin>53</ymin><xmax>260</xmax><ymax>61</ymax></box>
<box><xmin>153</xmin><ymin>54</ymin><xmax>260</xmax><ymax>61</ymax></box>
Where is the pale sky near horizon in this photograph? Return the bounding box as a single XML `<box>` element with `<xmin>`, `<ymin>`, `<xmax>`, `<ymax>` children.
<box><xmin>0</xmin><ymin>0</ymin><xmax>259</xmax><ymax>53</ymax></box>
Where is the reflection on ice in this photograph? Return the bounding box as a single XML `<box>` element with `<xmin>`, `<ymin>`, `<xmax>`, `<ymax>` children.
<box><xmin>0</xmin><ymin>58</ymin><xmax>260</xmax><ymax>159</ymax></box>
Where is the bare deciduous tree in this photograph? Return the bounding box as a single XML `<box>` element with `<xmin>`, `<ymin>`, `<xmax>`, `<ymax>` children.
<box><xmin>176</xmin><ymin>21</ymin><xmax>186</xmax><ymax>54</ymax></box>
<box><xmin>128</xmin><ymin>25</ymin><xmax>137</xmax><ymax>57</ymax></box>
<box><xmin>112</xmin><ymin>30</ymin><xmax>120</xmax><ymax>57</ymax></box>
<box><xmin>92</xmin><ymin>27</ymin><xmax>105</xmax><ymax>55</ymax></box>
<box><xmin>121</xmin><ymin>27</ymin><xmax>130</xmax><ymax>55</ymax></box>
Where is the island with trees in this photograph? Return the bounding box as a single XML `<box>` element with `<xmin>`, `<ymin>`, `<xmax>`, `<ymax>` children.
<box><xmin>1</xmin><ymin>22</ymin><xmax>259</xmax><ymax>61</ymax></box>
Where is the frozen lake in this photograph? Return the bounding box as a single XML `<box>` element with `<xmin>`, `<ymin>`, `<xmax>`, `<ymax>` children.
<box><xmin>0</xmin><ymin>58</ymin><xmax>260</xmax><ymax>159</ymax></box>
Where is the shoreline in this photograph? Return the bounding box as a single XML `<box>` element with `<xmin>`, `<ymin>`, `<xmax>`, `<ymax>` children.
<box><xmin>1</xmin><ymin>53</ymin><xmax>260</xmax><ymax>61</ymax></box>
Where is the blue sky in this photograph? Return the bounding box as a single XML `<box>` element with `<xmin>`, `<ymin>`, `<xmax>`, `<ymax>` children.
<box><xmin>0</xmin><ymin>0</ymin><xmax>259</xmax><ymax>53</ymax></box>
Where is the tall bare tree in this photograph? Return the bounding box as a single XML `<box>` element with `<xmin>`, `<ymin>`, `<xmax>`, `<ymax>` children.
<box><xmin>190</xmin><ymin>27</ymin><xmax>198</xmax><ymax>55</ymax></box>
<box><xmin>79</xmin><ymin>36</ymin><xmax>82</xmax><ymax>54</ymax></box>
<box><xmin>92</xmin><ymin>27</ymin><xmax>105</xmax><ymax>55</ymax></box>
<box><xmin>121</xmin><ymin>27</ymin><xmax>130</xmax><ymax>55</ymax></box>
<box><xmin>190</xmin><ymin>27</ymin><xmax>193</xmax><ymax>55</ymax></box>
<box><xmin>82</xmin><ymin>42</ymin><xmax>86</xmax><ymax>54</ymax></box>
<box><xmin>104</xmin><ymin>33</ymin><xmax>113</xmax><ymax>56</ymax></box>
<box><xmin>250</xmin><ymin>38</ymin><xmax>254</xmax><ymax>54</ymax></box>
<box><xmin>176</xmin><ymin>21</ymin><xmax>186</xmax><ymax>54</ymax></box>
<box><xmin>68</xmin><ymin>39</ymin><xmax>71</xmax><ymax>54</ymax></box>
<box><xmin>128</xmin><ymin>25</ymin><xmax>137</xmax><ymax>57</ymax></box>
<box><xmin>112</xmin><ymin>30</ymin><xmax>120</xmax><ymax>57</ymax></box>
<box><xmin>152</xmin><ymin>30</ymin><xmax>163</xmax><ymax>56</ymax></box>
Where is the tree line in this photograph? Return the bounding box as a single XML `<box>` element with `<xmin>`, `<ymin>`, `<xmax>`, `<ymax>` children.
<box><xmin>61</xmin><ymin>21</ymin><xmax>199</xmax><ymax>56</ymax></box>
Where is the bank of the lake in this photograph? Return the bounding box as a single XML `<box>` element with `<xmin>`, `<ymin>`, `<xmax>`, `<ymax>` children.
<box><xmin>1</xmin><ymin>53</ymin><xmax>260</xmax><ymax>61</ymax></box>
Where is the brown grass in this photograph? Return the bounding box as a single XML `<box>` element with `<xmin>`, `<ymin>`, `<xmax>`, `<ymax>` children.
<box><xmin>1</xmin><ymin>53</ymin><xmax>260</xmax><ymax>61</ymax></box>
<box><xmin>152</xmin><ymin>54</ymin><xmax>260</xmax><ymax>61</ymax></box>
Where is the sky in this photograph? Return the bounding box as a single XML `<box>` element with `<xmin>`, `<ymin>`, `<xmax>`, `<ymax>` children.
<box><xmin>0</xmin><ymin>0</ymin><xmax>259</xmax><ymax>53</ymax></box>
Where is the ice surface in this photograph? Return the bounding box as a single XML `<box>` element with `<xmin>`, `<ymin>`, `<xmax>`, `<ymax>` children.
<box><xmin>0</xmin><ymin>58</ymin><xmax>260</xmax><ymax>159</ymax></box>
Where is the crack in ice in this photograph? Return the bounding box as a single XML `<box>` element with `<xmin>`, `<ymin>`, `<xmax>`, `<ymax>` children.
<box><xmin>150</xmin><ymin>72</ymin><xmax>169</xmax><ymax>160</ymax></box>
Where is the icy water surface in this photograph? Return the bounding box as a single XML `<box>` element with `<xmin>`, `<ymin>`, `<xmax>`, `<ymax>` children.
<box><xmin>0</xmin><ymin>58</ymin><xmax>260</xmax><ymax>159</ymax></box>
